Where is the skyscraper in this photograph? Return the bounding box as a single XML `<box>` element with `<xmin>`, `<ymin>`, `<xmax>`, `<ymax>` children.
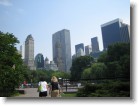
<box><xmin>101</xmin><ymin>18</ymin><xmax>130</xmax><ymax>50</ymax></box>
<box><xmin>76</xmin><ymin>48</ymin><xmax>85</xmax><ymax>57</ymax></box>
<box><xmin>75</xmin><ymin>43</ymin><xmax>84</xmax><ymax>54</ymax></box>
<box><xmin>120</xmin><ymin>24</ymin><xmax>130</xmax><ymax>43</ymax></box>
<box><xmin>85</xmin><ymin>45</ymin><xmax>92</xmax><ymax>55</ymax></box>
<box><xmin>52</xmin><ymin>29</ymin><xmax>72</xmax><ymax>72</ymax></box>
<box><xmin>91</xmin><ymin>37</ymin><xmax>99</xmax><ymax>53</ymax></box>
<box><xmin>19</xmin><ymin>43</ymin><xmax>25</xmax><ymax>59</ymax></box>
<box><xmin>35</xmin><ymin>53</ymin><xmax>44</xmax><ymax>70</ymax></box>
<box><xmin>24</xmin><ymin>35</ymin><xmax>36</xmax><ymax>70</ymax></box>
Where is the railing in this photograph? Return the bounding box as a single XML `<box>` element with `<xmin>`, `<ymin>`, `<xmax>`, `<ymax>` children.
<box><xmin>61</xmin><ymin>77</ymin><xmax>130</xmax><ymax>93</ymax></box>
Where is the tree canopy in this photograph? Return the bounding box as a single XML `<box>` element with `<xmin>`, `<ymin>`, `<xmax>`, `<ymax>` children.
<box><xmin>70</xmin><ymin>56</ymin><xmax>94</xmax><ymax>80</ymax></box>
<box><xmin>96</xmin><ymin>43</ymin><xmax>130</xmax><ymax>79</ymax></box>
<box><xmin>0</xmin><ymin>32</ymin><xmax>26</xmax><ymax>96</ymax></box>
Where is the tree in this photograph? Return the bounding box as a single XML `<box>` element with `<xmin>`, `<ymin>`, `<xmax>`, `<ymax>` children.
<box><xmin>105</xmin><ymin>61</ymin><xmax>122</xmax><ymax>78</ymax></box>
<box><xmin>70</xmin><ymin>56</ymin><xmax>94</xmax><ymax>80</ymax></box>
<box><xmin>0</xmin><ymin>32</ymin><xmax>26</xmax><ymax>96</ymax></box>
<box><xmin>97</xmin><ymin>51</ymin><xmax>107</xmax><ymax>63</ymax></box>
<box><xmin>81</xmin><ymin>68</ymin><xmax>92</xmax><ymax>79</ymax></box>
<box><xmin>119</xmin><ymin>55</ymin><xmax>130</xmax><ymax>78</ymax></box>
<box><xmin>107</xmin><ymin>43</ymin><xmax>130</xmax><ymax>62</ymax></box>
<box><xmin>91</xmin><ymin>63</ymin><xmax>107</xmax><ymax>79</ymax></box>
<box><xmin>106</xmin><ymin>43</ymin><xmax>130</xmax><ymax>79</ymax></box>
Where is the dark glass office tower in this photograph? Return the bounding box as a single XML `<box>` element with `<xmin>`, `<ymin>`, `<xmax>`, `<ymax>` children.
<box><xmin>101</xmin><ymin>18</ymin><xmax>130</xmax><ymax>50</ymax></box>
<box><xmin>91</xmin><ymin>37</ymin><xmax>99</xmax><ymax>53</ymax></box>
<box><xmin>35</xmin><ymin>53</ymin><xmax>44</xmax><ymax>70</ymax></box>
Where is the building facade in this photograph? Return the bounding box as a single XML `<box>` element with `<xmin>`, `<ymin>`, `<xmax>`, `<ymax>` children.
<box><xmin>52</xmin><ymin>29</ymin><xmax>72</xmax><ymax>72</ymax></box>
<box><xmin>120</xmin><ymin>24</ymin><xmax>130</xmax><ymax>43</ymax></box>
<box><xmin>35</xmin><ymin>53</ymin><xmax>44</xmax><ymax>70</ymax></box>
<box><xmin>85</xmin><ymin>45</ymin><xmax>92</xmax><ymax>55</ymax></box>
<box><xmin>44</xmin><ymin>57</ymin><xmax>58</xmax><ymax>71</ymax></box>
<box><xmin>75</xmin><ymin>43</ymin><xmax>84</xmax><ymax>54</ymax></box>
<box><xmin>101</xmin><ymin>18</ymin><xmax>130</xmax><ymax>50</ymax></box>
<box><xmin>91</xmin><ymin>37</ymin><xmax>99</xmax><ymax>53</ymax></box>
<box><xmin>76</xmin><ymin>48</ymin><xmax>85</xmax><ymax>57</ymax></box>
<box><xmin>24</xmin><ymin>35</ymin><xmax>36</xmax><ymax>70</ymax></box>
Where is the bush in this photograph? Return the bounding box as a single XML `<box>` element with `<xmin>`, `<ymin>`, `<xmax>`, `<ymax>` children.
<box><xmin>76</xmin><ymin>83</ymin><xmax>102</xmax><ymax>97</ymax></box>
<box><xmin>76</xmin><ymin>80</ymin><xmax>130</xmax><ymax>97</ymax></box>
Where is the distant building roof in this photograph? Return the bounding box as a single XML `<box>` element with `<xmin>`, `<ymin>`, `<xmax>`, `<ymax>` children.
<box><xmin>101</xmin><ymin>18</ymin><xmax>123</xmax><ymax>28</ymax></box>
<box><xmin>45</xmin><ymin>57</ymin><xmax>49</xmax><ymax>61</ymax></box>
<box><xmin>26</xmin><ymin>34</ymin><xmax>34</xmax><ymax>41</ymax></box>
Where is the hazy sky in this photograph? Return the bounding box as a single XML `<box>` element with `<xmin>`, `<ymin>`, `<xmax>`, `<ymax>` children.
<box><xmin>0</xmin><ymin>0</ymin><xmax>130</xmax><ymax>61</ymax></box>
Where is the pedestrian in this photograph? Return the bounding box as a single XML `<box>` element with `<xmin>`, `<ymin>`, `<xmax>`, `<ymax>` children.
<box><xmin>38</xmin><ymin>76</ymin><xmax>48</xmax><ymax>97</ymax></box>
<box><xmin>50</xmin><ymin>76</ymin><xmax>61</xmax><ymax>97</ymax></box>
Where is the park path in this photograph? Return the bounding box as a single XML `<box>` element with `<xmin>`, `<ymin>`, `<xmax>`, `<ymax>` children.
<box><xmin>16</xmin><ymin>88</ymin><xmax>51</xmax><ymax>97</ymax></box>
<box><xmin>16</xmin><ymin>87</ymin><xmax>78</xmax><ymax>97</ymax></box>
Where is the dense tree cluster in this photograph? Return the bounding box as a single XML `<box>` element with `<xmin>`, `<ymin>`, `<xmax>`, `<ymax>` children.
<box><xmin>70</xmin><ymin>56</ymin><xmax>94</xmax><ymax>81</ymax></box>
<box><xmin>25</xmin><ymin>69</ymin><xmax>71</xmax><ymax>84</ymax></box>
<box><xmin>0</xmin><ymin>32</ymin><xmax>27</xmax><ymax>96</ymax></box>
<box><xmin>71</xmin><ymin>43</ymin><xmax>130</xmax><ymax>80</ymax></box>
<box><xmin>98</xmin><ymin>43</ymin><xmax>130</xmax><ymax>79</ymax></box>
<box><xmin>73</xmin><ymin>43</ymin><xmax>130</xmax><ymax>97</ymax></box>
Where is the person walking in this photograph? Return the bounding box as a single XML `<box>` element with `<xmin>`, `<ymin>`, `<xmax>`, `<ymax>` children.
<box><xmin>38</xmin><ymin>76</ymin><xmax>48</xmax><ymax>97</ymax></box>
<box><xmin>50</xmin><ymin>76</ymin><xmax>61</xmax><ymax>97</ymax></box>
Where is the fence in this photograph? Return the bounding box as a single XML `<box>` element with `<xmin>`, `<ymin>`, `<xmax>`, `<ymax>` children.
<box><xmin>61</xmin><ymin>77</ymin><xmax>130</xmax><ymax>93</ymax></box>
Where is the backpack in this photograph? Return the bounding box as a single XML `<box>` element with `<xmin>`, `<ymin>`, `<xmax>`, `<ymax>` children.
<box><xmin>38</xmin><ymin>82</ymin><xmax>42</xmax><ymax>92</ymax></box>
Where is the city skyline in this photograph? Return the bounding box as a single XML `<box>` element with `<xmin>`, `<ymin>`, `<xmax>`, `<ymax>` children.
<box><xmin>0</xmin><ymin>0</ymin><xmax>130</xmax><ymax>60</ymax></box>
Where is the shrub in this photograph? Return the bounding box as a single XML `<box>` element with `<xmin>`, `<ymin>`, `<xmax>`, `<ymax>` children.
<box><xmin>76</xmin><ymin>81</ymin><xmax>130</xmax><ymax>97</ymax></box>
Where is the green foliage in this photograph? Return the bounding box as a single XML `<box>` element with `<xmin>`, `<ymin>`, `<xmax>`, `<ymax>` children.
<box><xmin>90</xmin><ymin>63</ymin><xmax>107</xmax><ymax>79</ymax></box>
<box><xmin>106</xmin><ymin>43</ymin><xmax>130</xmax><ymax>79</ymax></box>
<box><xmin>105</xmin><ymin>61</ymin><xmax>122</xmax><ymax>78</ymax></box>
<box><xmin>0</xmin><ymin>32</ymin><xmax>27</xmax><ymax>96</ymax></box>
<box><xmin>24</xmin><ymin>69</ymin><xmax>71</xmax><ymax>83</ymax></box>
<box><xmin>119</xmin><ymin>55</ymin><xmax>130</xmax><ymax>78</ymax></box>
<box><xmin>76</xmin><ymin>81</ymin><xmax>130</xmax><ymax>97</ymax></box>
<box><xmin>76</xmin><ymin>83</ymin><xmax>102</xmax><ymax>97</ymax></box>
<box><xmin>97</xmin><ymin>51</ymin><xmax>107</xmax><ymax>63</ymax></box>
<box><xmin>107</xmin><ymin>43</ymin><xmax>130</xmax><ymax>62</ymax></box>
<box><xmin>92</xmin><ymin>43</ymin><xmax>130</xmax><ymax>79</ymax></box>
<box><xmin>61</xmin><ymin>92</ymin><xmax>76</xmax><ymax>97</ymax></box>
<box><xmin>81</xmin><ymin>68</ymin><xmax>91</xmax><ymax>79</ymax></box>
<box><xmin>74</xmin><ymin>42</ymin><xmax>130</xmax><ymax>97</ymax></box>
<box><xmin>70</xmin><ymin>56</ymin><xmax>94</xmax><ymax>80</ymax></box>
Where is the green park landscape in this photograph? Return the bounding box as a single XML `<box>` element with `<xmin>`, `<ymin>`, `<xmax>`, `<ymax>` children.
<box><xmin>0</xmin><ymin>32</ymin><xmax>130</xmax><ymax>97</ymax></box>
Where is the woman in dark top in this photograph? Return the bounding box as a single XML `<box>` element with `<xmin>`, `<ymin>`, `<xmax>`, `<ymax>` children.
<box><xmin>50</xmin><ymin>76</ymin><xmax>60</xmax><ymax>97</ymax></box>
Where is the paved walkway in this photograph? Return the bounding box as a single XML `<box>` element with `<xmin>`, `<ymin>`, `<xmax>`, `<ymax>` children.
<box><xmin>16</xmin><ymin>87</ymin><xmax>78</xmax><ymax>97</ymax></box>
<box><xmin>16</xmin><ymin>88</ymin><xmax>51</xmax><ymax>97</ymax></box>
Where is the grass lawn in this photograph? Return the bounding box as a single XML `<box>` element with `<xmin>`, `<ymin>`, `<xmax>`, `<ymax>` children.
<box><xmin>61</xmin><ymin>92</ymin><xmax>77</xmax><ymax>97</ymax></box>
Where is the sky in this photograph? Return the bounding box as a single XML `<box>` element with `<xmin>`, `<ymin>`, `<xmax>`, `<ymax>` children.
<box><xmin>0</xmin><ymin>0</ymin><xmax>130</xmax><ymax>61</ymax></box>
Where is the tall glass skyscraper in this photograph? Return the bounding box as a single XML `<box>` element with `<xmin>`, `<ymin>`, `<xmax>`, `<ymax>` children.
<box><xmin>91</xmin><ymin>37</ymin><xmax>99</xmax><ymax>53</ymax></box>
<box><xmin>101</xmin><ymin>18</ymin><xmax>130</xmax><ymax>50</ymax></box>
<box><xmin>52</xmin><ymin>29</ymin><xmax>72</xmax><ymax>72</ymax></box>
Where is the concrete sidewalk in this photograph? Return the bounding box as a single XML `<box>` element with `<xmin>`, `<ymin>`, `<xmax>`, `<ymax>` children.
<box><xmin>16</xmin><ymin>88</ymin><xmax>51</xmax><ymax>97</ymax></box>
<box><xmin>16</xmin><ymin>87</ymin><xmax>78</xmax><ymax>97</ymax></box>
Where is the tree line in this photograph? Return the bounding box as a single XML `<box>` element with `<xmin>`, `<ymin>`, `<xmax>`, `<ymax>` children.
<box><xmin>70</xmin><ymin>42</ymin><xmax>130</xmax><ymax>81</ymax></box>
